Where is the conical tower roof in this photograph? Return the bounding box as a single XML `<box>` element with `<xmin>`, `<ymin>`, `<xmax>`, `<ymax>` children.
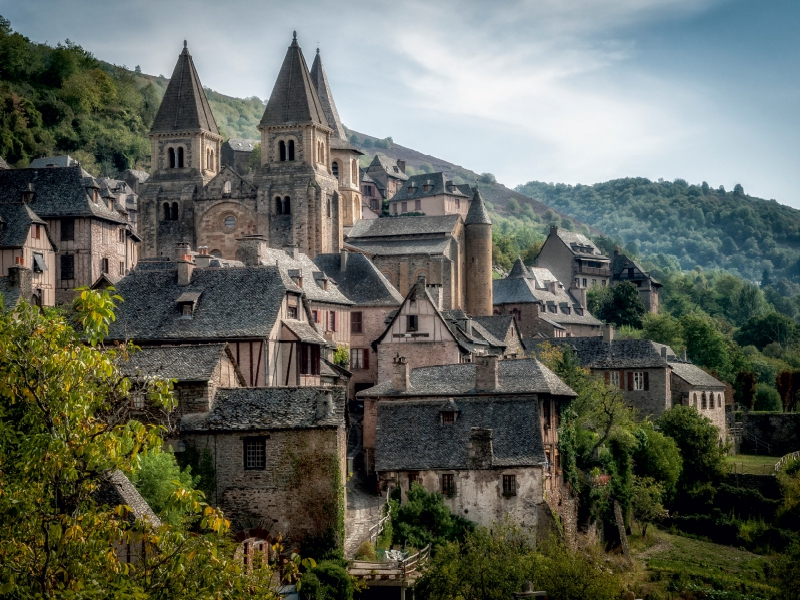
<box><xmin>310</xmin><ymin>49</ymin><xmax>346</xmax><ymax>140</ymax></box>
<box><xmin>150</xmin><ymin>41</ymin><xmax>219</xmax><ymax>135</ymax></box>
<box><xmin>260</xmin><ymin>32</ymin><xmax>329</xmax><ymax>128</ymax></box>
<box><xmin>508</xmin><ymin>256</ymin><xmax>530</xmax><ymax>279</ymax></box>
<box><xmin>465</xmin><ymin>187</ymin><xmax>492</xmax><ymax>226</ymax></box>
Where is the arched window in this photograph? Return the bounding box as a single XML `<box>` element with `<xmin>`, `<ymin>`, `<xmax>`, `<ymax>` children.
<box><xmin>210</xmin><ymin>249</ymin><xmax>222</xmax><ymax>258</ymax></box>
<box><xmin>163</xmin><ymin>202</ymin><xmax>170</xmax><ymax>220</ymax></box>
<box><xmin>177</xmin><ymin>147</ymin><xmax>184</xmax><ymax>168</ymax></box>
<box><xmin>223</xmin><ymin>180</ymin><xmax>231</xmax><ymax>194</ymax></box>
<box><xmin>279</xmin><ymin>140</ymin><xmax>286</xmax><ymax>162</ymax></box>
<box><xmin>692</xmin><ymin>393</ymin><xmax>697</xmax><ymax>406</ymax></box>
<box><xmin>171</xmin><ymin>202</ymin><xmax>179</xmax><ymax>221</ymax></box>
<box><xmin>701</xmin><ymin>392</ymin><xmax>707</xmax><ymax>409</ymax></box>
<box><xmin>717</xmin><ymin>393</ymin><xmax>722</xmax><ymax>407</ymax></box>
<box><xmin>332</xmin><ymin>161</ymin><xmax>339</xmax><ymax>178</ymax></box>
<box><xmin>275</xmin><ymin>196</ymin><xmax>283</xmax><ymax>215</ymax></box>
<box><xmin>352</xmin><ymin>160</ymin><xmax>357</xmax><ymax>182</ymax></box>
<box><xmin>168</xmin><ymin>148</ymin><xmax>175</xmax><ymax>169</ymax></box>
<box><xmin>288</xmin><ymin>139</ymin><xmax>295</xmax><ymax>161</ymax></box>
<box><xmin>284</xmin><ymin>196</ymin><xmax>291</xmax><ymax>215</ymax></box>
<box><xmin>327</xmin><ymin>199</ymin><xmax>331</xmax><ymax>217</ymax></box>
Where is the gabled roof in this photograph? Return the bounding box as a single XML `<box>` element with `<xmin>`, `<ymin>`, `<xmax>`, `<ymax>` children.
<box><xmin>670</xmin><ymin>362</ymin><xmax>725</xmax><ymax>388</ymax></box>
<box><xmin>180</xmin><ymin>386</ymin><xmax>345</xmax><ymax>432</ymax></box>
<box><xmin>223</xmin><ymin>138</ymin><xmax>258</xmax><ymax>152</ymax></box>
<box><xmin>611</xmin><ymin>250</ymin><xmax>661</xmax><ymax>287</ymax></box>
<box><xmin>313</xmin><ymin>251</ymin><xmax>403</xmax><ymax>306</ymax></box>
<box><xmin>106</xmin><ymin>265</ymin><xmax>299</xmax><ymax>342</ymax></box>
<box><xmin>29</xmin><ymin>155</ymin><xmax>82</xmax><ymax>168</ymax></box>
<box><xmin>375</xmin><ymin>397</ymin><xmax>546</xmax><ymax>472</ymax></box>
<box><xmin>260</xmin><ymin>247</ymin><xmax>352</xmax><ymax>305</ymax></box>
<box><xmin>367</xmin><ymin>154</ymin><xmax>409</xmax><ymax>181</ymax></box>
<box><xmin>120</xmin><ymin>343</ymin><xmax>244</xmax><ymax>384</ymax></box>
<box><xmin>260</xmin><ymin>33</ymin><xmax>329</xmax><ymax>128</ymax></box>
<box><xmin>347</xmin><ymin>214</ymin><xmax>461</xmax><ymax>240</ymax></box>
<box><xmin>464</xmin><ymin>187</ymin><xmax>491</xmax><ymax>226</ymax></box>
<box><xmin>0</xmin><ymin>166</ymin><xmax>127</xmax><ymax>223</ymax></box>
<box><xmin>0</xmin><ymin>203</ymin><xmax>47</xmax><ymax>247</ymax></box>
<box><xmin>309</xmin><ymin>49</ymin><xmax>346</xmax><ymax>140</ymax></box>
<box><xmin>96</xmin><ymin>470</ymin><xmax>161</xmax><ymax>527</ymax></box>
<box><xmin>538</xmin><ymin>337</ymin><xmax>678</xmax><ymax>369</ymax></box>
<box><xmin>150</xmin><ymin>41</ymin><xmax>219</xmax><ymax>135</ymax></box>
<box><xmin>358</xmin><ymin>358</ymin><xmax>576</xmax><ymax>398</ymax></box>
<box><xmin>550</xmin><ymin>227</ymin><xmax>607</xmax><ymax>258</ymax></box>
<box><xmin>389</xmin><ymin>172</ymin><xmax>469</xmax><ymax>203</ymax></box>
<box><xmin>472</xmin><ymin>315</ymin><xmax>519</xmax><ymax>346</ymax></box>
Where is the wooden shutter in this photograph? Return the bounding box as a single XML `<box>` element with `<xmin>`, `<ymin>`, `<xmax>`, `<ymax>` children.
<box><xmin>644</xmin><ymin>372</ymin><xmax>650</xmax><ymax>391</ymax></box>
<box><xmin>363</xmin><ymin>349</ymin><xmax>370</xmax><ymax>370</ymax></box>
<box><xmin>628</xmin><ymin>372</ymin><xmax>633</xmax><ymax>391</ymax></box>
<box><xmin>604</xmin><ymin>372</ymin><xmax>610</xmax><ymax>384</ymax></box>
<box><xmin>618</xmin><ymin>371</ymin><xmax>624</xmax><ymax>390</ymax></box>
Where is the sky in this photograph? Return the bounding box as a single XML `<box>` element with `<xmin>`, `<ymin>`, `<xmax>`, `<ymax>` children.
<box><xmin>3</xmin><ymin>0</ymin><xmax>800</xmax><ymax>206</ymax></box>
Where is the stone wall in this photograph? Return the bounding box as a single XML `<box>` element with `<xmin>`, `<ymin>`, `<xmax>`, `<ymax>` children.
<box><xmin>671</xmin><ymin>375</ymin><xmax>726</xmax><ymax>441</ymax></box>
<box><xmin>596</xmin><ymin>367</ymin><xmax>671</xmax><ymax>420</ymax></box>
<box><xmin>741</xmin><ymin>412</ymin><xmax>800</xmax><ymax>456</ymax></box>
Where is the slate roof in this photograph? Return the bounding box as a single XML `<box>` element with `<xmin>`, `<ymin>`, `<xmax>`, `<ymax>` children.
<box><xmin>539</xmin><ymin>337</ymin><xmax>678</xmax><ymax>369</ymax></box>
<box><xmin>310</xmin><ymin>49</ymin><xmax>346</xmax><ymax>140</ymax></box>
<box><xmin>464</xmin><ymin>188</ymin><xmax>491</xmax><ymax>226</ymax></box>
<box><xmin>28</xmin><ymin>155</ymin><xmax>80</xmax><ymax>168</ymax></box>
<box><xmin>223</xmin><ymin>139</ymin><xmax>258</xmax><ymax>152</ymax></box>
<box><xmin>472</xmin><ymin>315</ymin><xmax>517</xmax><ymax>345</ymax></box>
<box><xmin>389</xmin><ymin>173</ymin><xmax>469</xmax><ymax>203</ymax></box>
<box><xmin>345</xmin><ymin>238</ymin><xmax>451</xmax><ymax>257</ymax></box>
<box><xmin>358</xmin><ymin>358</ymin><xmax>576</xmax><ymax>398</ymax></box>
<box><xmin>260</xmin><ymin>33</ymin><xmax>329</xmax><ymax>128</ymax></box>
<box><xmin>611</xmin><ymin>251</ymin><xmax>661</xmax><ymax>287</ymax></box>
<box><xmin>347</xmin><ymin>214</ymin><xmax>460</xmax><ymax>239</ymax></box>
<box><xmin>121</xmin><ymin>169</ymin><xmax>150</xmax><ymax>183</ymax></box>
<box><xmin>313</xmin><ymin>252</ymin><xmax>403</xmax><ymax>306</ymax></box>
<box><xmin>670</xmin><ymin>362</ymin><xmax>725</xmax><ymax>388</ymax></box>
<box><xmin>96</xmin><ymin>470</ymin><xmax>161</xmax><ymax>527</ymax></box>
<box><xmin>0</xmin><ymin>166</ymin><xmax>127</xmax><ymax>223</ymax></box>
<box><xmin>507</xmin><ymin>257</ymin><xmax>529</xmax><ymax>279</ymax></box>
<box><xmin>553</xmin><ymin>228</ymin><xmax>607</xmax><ymax>258</ymax></box>
<box><xmin>150</xmin><ymin>42</ymin><xmax>219</xmax><ymax>134</ymax></box>
<box><xmin>367</xmin><ymin>155</ymin><xmax>409</xmax><ymax>181</ymax></box>
<box><xmin>0</xmin><ymin>277</ymin><xmax>22</xmax><ymax>310</ymax></box>
<box><xmin>260</xmin><ymin>247</ymin><xmax>352</xmax><ymax>305</ymax></box>
<box><xmin>180</xmin><ymin>386</ymin><xmax>345</xmax><ymax>432</ymax></box>
<box><xmin>106</xmin><ymin>265</ymin><xmax>299</xmax><ymax>342</ymax></box>
<box><xmin>120</xmin><ymin>343</ymin><xmax>237</xmax><ymax>383</ymax></box>
<box><xmin>283</xmin><ymin>319</ymin><xmax>327</xmax><ymax>343</ymax></box>
<box><xmin>0</xmin><ymin>202</ymin><xmax>46</xmax><ymax>247</ymax></box>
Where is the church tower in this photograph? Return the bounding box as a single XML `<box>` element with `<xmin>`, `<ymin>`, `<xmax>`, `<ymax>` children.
<box><xmin>464</xmin><ymin>188</ymin><xmax>493</xmax><ymax>316</ymax></box>
<box><xmin>254</xmin><ymin>32</ymin><xmax>340</xmax><ymax>258</ymax></box>
<box><xmin>310</xmin><ymin>49</ymin><xmax>363</xmax><ymax>230</ymax></box>
<box><xmin>140</xmin><ymin>41</ymin><xmax>222</xmax><ymax>257</ymax></box>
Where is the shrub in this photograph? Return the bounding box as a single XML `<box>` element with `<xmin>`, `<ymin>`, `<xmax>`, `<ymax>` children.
<box><xmin>754</xmin><ymin>383</ymin><xmax>782</xmax><ymax>411</ymax></box>
<box><xmin>354</xmin><ymin>541</ymin><xmax>376</xmax><ymax>561</ymax></box>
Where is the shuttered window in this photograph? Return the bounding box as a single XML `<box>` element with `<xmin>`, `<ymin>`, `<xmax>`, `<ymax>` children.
<box><xmin>351</xmin><ymin>311</ymin><xmax>363</xmax><ymax>334</ymax></box>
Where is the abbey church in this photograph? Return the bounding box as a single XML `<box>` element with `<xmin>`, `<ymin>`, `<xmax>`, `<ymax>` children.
<box><xmin>138</xmin><ymin>33</ymin><xmax>363</xmax><ymax>261</ymax></box>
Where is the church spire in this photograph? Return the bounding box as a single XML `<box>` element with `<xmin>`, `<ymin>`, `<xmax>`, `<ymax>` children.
<box><xmin>465</xmin><ymin>187</ymin><xmax>492</xmax><ymax>226</ymax></box>
<box><xmin>150</xmin><ymin>41</ymin><xmax>219</xmax><ymax>134</ymax></box>
<box><xmin>310</xmin><ymin>48</ymin><xmax>347</xmax><ymax>140</ymax></box>
<box><xmin>260</xmin><ymin>32</ymin><xmax>329</xmax><ymax>128</ymax></box>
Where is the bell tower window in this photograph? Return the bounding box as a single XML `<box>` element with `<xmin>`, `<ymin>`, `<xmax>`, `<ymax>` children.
<box><xmin>332</xmin><ymin>161</ymin><xmax>339</xmax><ymax>178</ymax></box>
<box><xmin>279</xmin><ymin>140</ymin><xmax>286</xmax><ymax>162</ymax></box>
<box><xmin>288</xmin><ymin>139</ymin><xmax>295</xmax><ymax>161</ymax></box>
<box><xmin>177</xmin><ymin>147</ymin><xmax>185</xmax><ymax>168</ymax></box>
<box><xmin>171</xmin><ymin>202</ymin><xmax>179</xmax><ymax>220</ymax></box>
<box><xmin>284</xmin><ymin>196</ymin><xmax>291</xmax><ymax>215</ymax></box>
<box><xmin>168</xmin><ymin>147</ymin><xmax>175</xmax><ymax>169</ymax></box>
<box><xmin>275</xmin><ymin>196</ymin><xmax>283</xmax><ymax>215</ymax></box>
<box><xmin>163</xmin><ymin>202</ymin><xmax>170</xmax><ymax>220</ymax></box>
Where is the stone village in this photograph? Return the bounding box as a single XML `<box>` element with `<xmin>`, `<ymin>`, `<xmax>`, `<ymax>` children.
<box><xmin>0</xmin><ymin>31</ymin><xmax>730</xmax><ymax>593</ymax></box>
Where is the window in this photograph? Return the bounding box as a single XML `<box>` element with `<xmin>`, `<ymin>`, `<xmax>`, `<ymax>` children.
<box><xmin>130</xmin><ymin>390</ymin><xmax>145</xmax><ymax>409</ymax></box>
<box><xmin>351</xmin><ymin>348</ymin><xmax>369</xmax><ymax>370</ymax></box>
<box><xmin>177</xmin><ymin>147</ymin><xmax>184</xmax><ymax>168</ymax></box>
<box><xmin>609</xmin><ymin>371</ymin><xmax>619</xmax><ymax>388</ymax></box>
<box><xmin>312</xmin><ymin>310</ymin><xmax>319</xmax><ymax>323</ymax></box>
<box><xmin>328</xmin><ymin>311</ymin><xmax>337</xmax><ymax>332</ymax></box>
<box><xmin>180</xmin><ymin>303</ymin><xmax>193</xmax><ymax>318</ymax></box>
<box><xmin>392</xmin><ymin>203</ymin><xmax>397</xmax><ymax>214</ymax></box>
<box><xmin>582</xmin><ymin>278</ymin><xmax>587</xmax><ymax>287</ymax></box>
<box><xmin>503</xmin><ymin>474</ymin><xmax>516</xmax><ymax>496</ymax></box>
<box><xmin>284</xmin><ymin>197</ymin><xmax>291</xmax><ymax>215</ymax></box>
<box><xmin>407</xmin><ymin>314</ymin><xmax>418</xmax><ymax>332</ymax></box>
<box><xmin>543</xmin><ymin>399</ymin><xmax>551</xmax><ymax>428</ymax></box>
<box><xmin>243</xmin><ymin>438</ymin><xmax>266</xmax><ymax>470</ymax></box>
<box><xmin>163</xmin><ymin>202</ymin><xmax>171</xmax><ymax>221</ymax></box>
<box><xmin>352</xmin><ymin>161</ymin><xmax>357</xmax><ymax>182</ymax></box>
<box><xmin>701</xmin><ymin>392</ymin><xmax>707</xmax><ymax>409</ymax></box>
<box><xmin>32</xmin><ymin>252</ymin><xmax>46</xmax><ymax>273</ymax></box>
<box><xmin>408</xmin><ymin>473</ymin><xmax>419</xmax><ymax>488</ymax></box>
<box><xmin>287</xmin><ymin>305</ymin><xmax>297</xmax><ymax>319</ymax></box>
<box><xmin>33</xmin><ymin>224</ymin><xmax>40</xmax><ymax>239</ymax></box>
<box><xmin>455</xmin><ymin>198</ymin><xmax>460</xmax><ymax>209</ymax></box>
<box><xmin>692</xmin><ymin>392</ymin><xmax>697</xmax><ymax>406</ymax></box>
<box><xmin>168</xmin><ymin>147</ymin><xmax>175</xmax><ymax>169</ymax></box>
<box><xmin>101</xmin><ymin>258</ymin><xmax>109</xmax><ymax>274</ymax></box>
<box><xmin>415</xmin><ymin>199</ymin><xmax>421</xmax><ymax>211</ymax></box>
<box><xmin>718</xmin><ymin>393</ymin><xmax>722</xmax><ymax>407</ymax></box>
<box><xmin>60</xmin><ymin>254</ymin><xmax>74</xmax><ymax>280</ymax></box>
<box><xmin>171</xmin><ymin>202</ymin><xmax>179</xmax><ymax>221</ymax></box>
<box><xmin>223</xmin><ymin>180</ymin><xmax>231</xmax><ymax>194</ymax></box>
<box><xmin>401</xmin><ymin>201</ymin><xmax>407</xmax><ymax>213</ymax></box>
<box><xmin>288</xmin><ymin>139</ymin><xmax>295</xmax><ymax>161</ymax></box>
<box><xmin>370</xmin><ymin>199</ymin><xmax>379</xmax><ymax>210</ymax></box>
<box><xmin>224</xmin><ymin>216</ymin><xmax>236</xmax><ymax>229</ymax></box>
<box><xmin>332</xmin><ymin>162</ymin><xmax>339</xmax><ymax>178</ymax></box>
<box><xmin>279</xmin><ymin>140</ymin><xmax>286</xmax><ymax>162</ymax></box>
<box><xmin>632</xmin><ymin>371</ymin><xmax>646</xmax><ymax>391</ymax></box>
<box><xmin>327</xmin><ymin>199</ymin><xmax>331</xmax><ymax>218</ymax></box>
<box><xmin>299</xmin><ymin>343</ymin><xmax>321</xmax><ymax>375</ymax></box>
<box><xmin>61</xmin><ymin>218</ymin><xmax>75</xmax><ymax>241</ymax></box>
<box><xmin>351</xmin><ymin>311</ymin><xmax>363</xmax><ymax>334</ymax></box>
<box><xmin>441</xmin><ymin>411</ymin><xmax>455</xmax><ymax>424</ymax></box>
<box><xmin>441</xmin><ymin>474</ymin><xmax>455</xmax><ymax>496</ymax></box>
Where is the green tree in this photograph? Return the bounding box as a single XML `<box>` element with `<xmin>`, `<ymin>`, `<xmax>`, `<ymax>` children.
<box><xmin>596</xmin><ymin>281</ymin><xmax>646</xmax><ymax>328</ymax></box>
<box><xmin>680</xmin><ymin>311</ymin><xmax>735</xmax><ymax>380</ymax></box>
<box><xmin>736</xmin><ymin>311</ymin><xmax>797</xmax><ymax>350</ymax></box>
<box><xmin>630</xmin><ymin>476</ymin><xmax>666</xmax><ymax>537</ymax></box>
<box><xmin>298</xmin><ymin>559</ymin><xmax>355</xmax><ymax>600</ymax></box>
<box><xmin>129</xmin><ymin>449</ymin><xmax>197</xmax><ymax>526</ymax></box>
<box><xmin>641</xmin><ymin>312</ymin><xmax>684</xmax><ymax>351</ymax></box>
<box><xmin>392</xmin><ymin>483</ymin><xmax>473</xmax><ymax>549</ymax></box>
<box><xmin>632</xmin><ymin>421</ymin><xmax>682</xmax><ymax>500</ymax></box>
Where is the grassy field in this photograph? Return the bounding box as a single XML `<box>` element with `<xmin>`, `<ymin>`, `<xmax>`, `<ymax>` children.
<box><xmin>627</xmin><ymin>529</ymin><xmax>777</xmax><ymax>599</ymax></box>
<box><xmin>725</xmin><ymin>454</ymin><xmax>782</xmax><ymax>475</ymax></box>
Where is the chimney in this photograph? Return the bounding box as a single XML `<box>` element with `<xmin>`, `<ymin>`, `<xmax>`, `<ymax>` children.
<box><xmin>396</xmin><ymin>159</ymin><xmax>406</xmax><ymax>173</ymax></box>
<box><xmin>549</xmin><ymin>225</ymin><xmax>558</xmax><ymax>235</ymax></box>
<box><xmin>174</xmin><ymin>241</ymin><xmax>191</xmax><ymax>261</ymax></box>
<box><xmin>235</xmin><ymin>234</ymin><xmax>268</xmax><ymax>266</ymax></box>
<box><xmin>392</xmin><ymin>355</ymin><xmax>410</xmax><ymax>392</ymax></box>
<box><xmin>603</xmin><ymin>323</ymin><xmax>614</xmax><ymax>344</ymax></box>
<box><xmin>21</xmin><ymin>182</ymin><xmax>35</xmax><ymax>203</ymax></box>
<box><xmin>547</xmin><ymin>281</ymin><xmax>557</xmax><ymax>294</ymax></box>
<box><xmin>681</xmin><ymin>348</ymin><xmax>687</xmax><ymax>361</ymax></box>
<box><xmin>661</xmin><ymin>346</ymin><xmax>667</xmax><ymax>359</ymax></box>
<box><xmin>195</xmin><ymin>246</ymin><xmax>211</xmax><ymax>268</ymax></box>
<box><xmin>177</xmin><ymin>254</ymin><xmax>195</xmax><ymax>286</ymax></box>
<box><xmin>340</xmin><ymin>248</ymin><xmax>348</xmax><ymax>272</ymax></box>
<box><xmin>475</xmin><ymin>355</ymin><xmax>499</xmax><ymax>392</ymax></box>
<box><xmin>467</xmin><ymin>428</ymin><xmax>493</xmax><ymax>469</ymax></box>
<box><xmin>284</xmin><ymin>244</ymin><xmax>300</xmax><ymax>261</ymax></box>
<box><xmin>8</xmin><ymin>261</ymin><xmax>32</xmax><ymax>295</ymax></box>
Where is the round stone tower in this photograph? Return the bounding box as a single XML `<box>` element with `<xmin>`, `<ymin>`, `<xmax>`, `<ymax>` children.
<box><xmin>464</xmin><ymin>187</ymin><xmax>493</xmax><ymax>316</ymax></box>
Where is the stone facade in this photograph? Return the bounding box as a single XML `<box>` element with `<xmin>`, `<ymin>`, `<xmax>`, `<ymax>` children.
<box><xmin>597</xmin><ymin>366</ymin><xmax>672</xmax><ymax>419</ymax></box>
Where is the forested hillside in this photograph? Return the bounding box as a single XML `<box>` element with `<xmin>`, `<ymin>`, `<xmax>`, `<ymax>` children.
<box><xmin>516</xmin><ymin>178</ymin><xmax>800</xmax><ymax>284</ymax></box>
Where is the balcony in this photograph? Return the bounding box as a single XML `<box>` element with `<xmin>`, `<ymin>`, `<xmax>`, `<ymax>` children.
<box><xmin>576</xmin><ymin>266</ymin><xmax>611</xmax><ymax>277</ymax></box>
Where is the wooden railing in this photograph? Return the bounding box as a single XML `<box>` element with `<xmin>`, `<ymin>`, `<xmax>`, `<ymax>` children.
<box><xmin>776</xmin><ymin>451</ymin><xmax>800</xmax><ymax>473</ymax></box>
<box><xmin>401</xmin><ymin>544</ymin><xmax>431</xmax><ymax>577</ymax></box>
<box><xmin>367</xmin><ymin>490</ymin><xmax>391</xmax><ymax>545</ymax></box>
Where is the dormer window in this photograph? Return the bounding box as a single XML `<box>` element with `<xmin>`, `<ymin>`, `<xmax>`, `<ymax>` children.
<box><xmin>441</xmin><ymin>411</ymin><xmax>455</xmax><ymax>424</ymax></box>
<box><xmin>407</xmin><ymin>315</ymin><xmax>418</xmax><ymax>332</ymax></box>
<box><xmin>92</xmin><ymin>189</ymin><xmax>98</xmax><ymax>203</ymax></box>
<box><xmin>176</xmin><ymin>291</ymin><xmax>201</xmax><ymax>319</ymax></box>
<box><xmin>288</xmin><ymin>305</ymin><xmax>298</xmax><ymax>319</ymax></box>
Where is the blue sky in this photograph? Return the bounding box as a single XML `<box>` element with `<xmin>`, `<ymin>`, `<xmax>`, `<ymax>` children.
<box><xmin>3</xmin><ymin>0</ymin><xmax>799</xmax><ymax>206</ymax></box>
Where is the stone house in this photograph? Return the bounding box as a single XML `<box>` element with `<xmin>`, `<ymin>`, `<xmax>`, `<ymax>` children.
<box><xmin>670</xmin><ymin>362</ymin><xmax>727</xmax><ymax>440</ymax></box>
<box><xmin>360</xmin><ymin>170</ymin><xmax>383</xmax><ymax>214</ymax></box>
<box><xmin>364</xmin><ymin>154</ymin><xmax>408</xmax><ymax>200</ymax></box>
<box><xmin>0</xmin><ymin>201</ymin><xmax>57</xmax><ymax>307</ymax></box>
<box><xmin>361</xmin><ymin>356</ymin><xmax>576</xmax><ymax>528</ymax></box>
<box><xmin>180</xmin><ymin>386</ymin><xmax>347</xmax><ymax>548</ymax></box>
<box><xmin>221</xmin><ymin>138</ymin><xmax>259</xmax><ymax>174</ymax></box>
<box><xmin>373</xmin><ymin>275</ymin><xmax>515</xmax><ymax>384</ymax></box>
<box><xmin>120</xmin><ymin>169</ymin><xmax>150</xmax><ymax>196</ymax></box>
<box><xmin>313</xmin><ymin>249</ymin><xmax>404</xmax><ymax>397</ymax></box>
<box><xmin>0</xmin><ymin>165</ymin><xmax>139</xmax><ymax>304</ymax></box>
<box><xmin>387</xmin><ymin>172</ymin><xmax>472</xmax><ymax>218</ymax></box>
<box><xmin>494</xmin><ymin>258</ymin><xmax>602</xmax><ymax>339</ymax></box>
<box><xmin>536</xmin><ymin>226</ymin><xmax>611</xmax><ymax>291</ymax></box>
<box><xmin>106</xmin><ymin>255</ymin><xmax>328</xmax><ymax>388</ymax></box>
<box><xmin>611</xmin><ymin>249</ymin><xmax>661</xmax><ymax>313</ymax></box>
<box><xmin>97</xmin><ymin>177</ymin><xmax>139</xmax><ymax>234</ymax></box>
